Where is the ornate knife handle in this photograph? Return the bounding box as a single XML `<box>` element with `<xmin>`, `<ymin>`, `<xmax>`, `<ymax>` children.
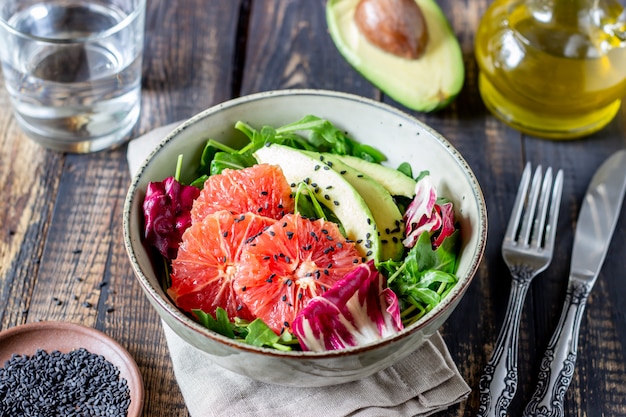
<box><xmin>523</xmin><ymin>280</ymin><xmax>591</xmax><ymax>417</ymax></box>
<box><xmin>477</xmin><ymin>277</ymin><xmax>531</xmax><ymax>417</ymax></box>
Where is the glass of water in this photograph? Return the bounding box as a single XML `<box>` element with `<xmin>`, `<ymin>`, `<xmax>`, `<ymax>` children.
<box><xmin>0</xmin><ymin>0</ymin><xmax>145</xmax><ymax>153</ymax></box>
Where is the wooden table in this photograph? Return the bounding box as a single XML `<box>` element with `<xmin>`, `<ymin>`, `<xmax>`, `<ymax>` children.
<box><xmin>2</xmin><ymin>1</ymin><xmax>626</xmax><ymax>416</ymax></box>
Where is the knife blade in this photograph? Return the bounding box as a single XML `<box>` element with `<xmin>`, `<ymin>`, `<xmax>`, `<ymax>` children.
<box><xmin>523</xmin><ymin>150</ymin><xmax>626</xmax><ymax>417</ymax></box>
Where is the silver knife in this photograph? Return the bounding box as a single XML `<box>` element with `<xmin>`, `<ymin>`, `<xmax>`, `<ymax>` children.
<box><xmin>523</xmin><ymin>150</ymin><xmax>626</xmax><ymax>417</ymax></box>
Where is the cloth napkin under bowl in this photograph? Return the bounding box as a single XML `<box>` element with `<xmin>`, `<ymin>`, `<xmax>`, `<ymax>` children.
<box><xmin>126</xmin><ymin>123</ymin><xmax>471</xmax><ymax>417</ymax></box>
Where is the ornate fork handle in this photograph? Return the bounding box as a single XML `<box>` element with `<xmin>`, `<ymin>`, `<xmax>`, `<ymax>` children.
<box><xmin>477</xmin><ymin>266</ymin><xmax>537</xmax><ymax>417</ymax></box>
<box><xmin>522</xmin><ymin>280</ymin><xmax>591</xmax><ymax>417</ymax></box>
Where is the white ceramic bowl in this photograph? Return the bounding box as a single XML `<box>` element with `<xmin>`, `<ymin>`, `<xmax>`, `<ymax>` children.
<box><xmin>123</xmin><ymin>89</ymin><xmax>487</xmax><ymax>387</ymax></box>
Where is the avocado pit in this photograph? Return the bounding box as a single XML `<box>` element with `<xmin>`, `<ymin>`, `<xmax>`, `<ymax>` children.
<box><xmin>354</xmin><ymin>0</ymin><xmax>429</xmax><ymax>59</ymax></box>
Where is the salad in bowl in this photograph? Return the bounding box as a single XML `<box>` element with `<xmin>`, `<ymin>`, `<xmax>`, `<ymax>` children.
<box><xmin>123</xmin><ymin>90</ymin><xmax>486</xmax><ymax>386</ymax></box>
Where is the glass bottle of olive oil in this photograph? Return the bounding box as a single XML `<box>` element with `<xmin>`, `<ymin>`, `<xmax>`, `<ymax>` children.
<box><xmin>475</xmin><ymin>0</ymin><xmax>626</xmax><ymax>139</ymax></box>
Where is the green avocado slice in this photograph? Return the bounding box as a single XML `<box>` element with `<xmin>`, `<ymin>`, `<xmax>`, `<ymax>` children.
<box><xmin>326</xmin><ymin>0</ymin><xmax>464</xmax><ymax>112</ymax></box>
<box><xmin>254</xmin><ymin>144</ymin><xmax>380</xmax><ymax>261</ymax></box>
<box><xmin>334</xmin><ymin>154</ymin><xmax>417</xmax><ymax>198</ymax></box>
<box><xmin>311</xmin><ymin>153</ymin><xmax>406</xmax><ymax>261</ymax></box>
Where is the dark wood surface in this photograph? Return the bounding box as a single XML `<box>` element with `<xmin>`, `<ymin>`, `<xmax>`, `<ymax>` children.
<box><xmin>1</xmin><ymin>1</ymin><xmax>626</xmax><ymax>416</ymax></box>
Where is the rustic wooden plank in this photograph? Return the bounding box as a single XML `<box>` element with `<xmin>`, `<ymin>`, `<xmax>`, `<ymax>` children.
<box><xmin>141</xmin><ymin>0</ymin><xmax>242</xmax><ymax>127</ymax></box>
<box><xmin>0</xmin><ymin>90</ymin><xmax>65</xmax><ymax>330</ymax></box>
<box><xmin>240</xmin><ymin>0</ymin><xmax>378</xmax><ymax>97</ymax></box>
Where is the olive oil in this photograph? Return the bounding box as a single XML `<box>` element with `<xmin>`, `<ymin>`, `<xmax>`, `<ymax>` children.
<box><xmin>475</xmin><ymin>0</ymin><xmax>626</xmax><ymax>139</ymax></box>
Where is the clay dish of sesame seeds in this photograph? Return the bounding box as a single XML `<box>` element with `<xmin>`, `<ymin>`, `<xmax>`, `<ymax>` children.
<box><xmin>123</xmin><ymin>89</ymin><xmax>488</xmax><ymax>388</ymax></box>
<box><xmin>0</xmin><ymin>321</ymin><xmax>144</xmax><ymax>417</ymax></box>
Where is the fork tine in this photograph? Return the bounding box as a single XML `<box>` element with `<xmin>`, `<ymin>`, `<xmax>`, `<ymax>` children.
<box><xmin>530</xmin><ymin>167</ymin><xmax>554</xmax><ymax>248</ymax></box>
<box><xmin>504</xmin><ymin>162</ymin><xmax>532</xmax><ymax>243</ymax></box>
<box><xmin>519</xmin><ymin>165</ymin><xmax>544</xmax><ymax>245</ymax></box>
<box><xmin>542</xmin><ymin>169</ymin><xmax>564</xmax><ymax>253</ymax></box>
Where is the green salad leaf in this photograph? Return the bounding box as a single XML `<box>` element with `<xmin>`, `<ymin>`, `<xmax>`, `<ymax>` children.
<box><xmin>192</xmin><ymin>115</ymin><xmax>388</xmax><ymax>182</ymax></box>
<box><xmin>193</xmin><ymin>308</ymin><xmax>296</xmax><ymax>351</ymax></box>
<box><xmin>380</xmin><ymin>230</ymin><xmax>460</xmax><ymax>326</ymax></box>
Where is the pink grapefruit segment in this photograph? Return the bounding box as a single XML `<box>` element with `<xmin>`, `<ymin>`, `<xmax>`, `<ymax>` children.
<box><xmin>191</xmin><ymin>164</ymin><xmax>295</xmax><ymax>223</ymax></box>
<box><xmin>234</xmin><ymin>213</ymin><xmax>363</xmax><ymax>335</ymax></box>
<box><xmin>168</xmin><ymin>210</ymin><xmax>276</xmax><ymax>321</ymax></box>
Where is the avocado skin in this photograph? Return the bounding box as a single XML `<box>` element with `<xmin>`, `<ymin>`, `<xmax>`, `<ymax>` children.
<box><xmin>326</xmin><ymin>0</ymin><xmax>465</xmax><ymax>112</ymax></box>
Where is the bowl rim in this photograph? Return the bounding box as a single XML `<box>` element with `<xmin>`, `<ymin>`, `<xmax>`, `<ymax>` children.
<box><xmin>123</xmin><ymin>88</ymin><xmax>488</xmax><ymax>358</ymax></box>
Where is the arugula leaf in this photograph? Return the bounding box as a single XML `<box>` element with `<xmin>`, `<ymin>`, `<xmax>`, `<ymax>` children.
<box><xmin>193</xmin><ymin>308</ymin><xmax>235</xmax><ymax>339</ymax></box>
<box><xmin>192</xmin><ymin>308</ymin><xmax>294</xmax><ymax>350</ymax></box>
<box><xmin>380</xmin><ymin>230</ymin><xmax>459</xmax><ymax>326</ymax></box>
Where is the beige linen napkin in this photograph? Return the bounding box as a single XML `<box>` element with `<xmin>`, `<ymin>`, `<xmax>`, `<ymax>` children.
<box><xmin>127</xmin><ymin>124</ymin><xmax>471</xmax><ymax>417</ymax></box>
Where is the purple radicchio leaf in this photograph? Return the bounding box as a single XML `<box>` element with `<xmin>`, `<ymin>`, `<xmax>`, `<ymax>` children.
<box><xmin>432</xmin><ymin>201</ymin><xmax>456</xmax><ymax>248</ymax></box>
<box><xmin>292</xmin><ymin>260</ymin><xmax>403</xmax><ymax>352</ymax></box>
<box><xmin>143</xmin><ymin>176</ymin><xmax>200</xmax><ymax>260</ymax></box>
<box><xmin>403</xmin><ymin>175</ymin><xmax>456</xmax><ymax>250</ymax></box>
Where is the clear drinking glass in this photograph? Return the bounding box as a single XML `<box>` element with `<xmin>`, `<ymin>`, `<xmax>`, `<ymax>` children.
<box><xmin>0</xmin><ymin>0</ymin><xmax>145</xmax><ymax>153</ymax></box>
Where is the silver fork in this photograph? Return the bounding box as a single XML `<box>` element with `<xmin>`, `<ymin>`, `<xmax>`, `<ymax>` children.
<box><xmin>477</xmin><ymin>163</ymin><xmax>564</xmax><ymax>417</ymax></box>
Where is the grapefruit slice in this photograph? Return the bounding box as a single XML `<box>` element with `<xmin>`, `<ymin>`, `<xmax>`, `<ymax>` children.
<box><xmin>234</xmin><ymin>213</ymin><xmax>363</xmax><ymax>335</ymax></box>
<box><xmin>191</xmin><ymin>164</ymin><xmax>294</xmax><ymax>222</ymax></box>
<box><xmin>168</xmin><ymin>210</ymin><xmax>276</xmax><ymax>321</ymax></box>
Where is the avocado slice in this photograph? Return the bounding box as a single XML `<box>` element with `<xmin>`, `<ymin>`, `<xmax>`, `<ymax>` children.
<box><xmin>333</xmin><ymin>154</ymin><xmax>417</xmax><ymax>198</ymax></box>
<box><xmin>326</xmin><ymin>0</ymin><xmax>464</xmax><ymax>112</ymax></box>
<box><xmin>254</xmin><ymin>144</ymin><xmax>380</xmax><ymax>260</ymax></box>
<box><xmin>311</xmin><ymin>153</ymin><xmax>405</xmax><ymax>261</ymax></box>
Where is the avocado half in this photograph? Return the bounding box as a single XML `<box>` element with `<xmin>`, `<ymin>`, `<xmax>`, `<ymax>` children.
<box><xmin>326</xmin><ymin>0</ymin><xmax>464</xmax><ymax>112</ymax></box>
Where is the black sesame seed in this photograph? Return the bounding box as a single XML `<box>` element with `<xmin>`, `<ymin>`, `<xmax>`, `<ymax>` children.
<box><xmin>222</xmin><ymin>231</ymin><xmax>229</xmax><ymax>237</ymax></box>
<box><xmin>261</xmin><ymin>191</ymin><xmax>269</xmax><ymax>195</ymax></box>
<box><xmin>0</xmin><ymin>348</ymin><xmax>130</xmax><ymax>417</ymax></box>
<box><xmin>333</xmin><ymin>201</ymin><xmax>340</xmax><ymax>206</ymax></box>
